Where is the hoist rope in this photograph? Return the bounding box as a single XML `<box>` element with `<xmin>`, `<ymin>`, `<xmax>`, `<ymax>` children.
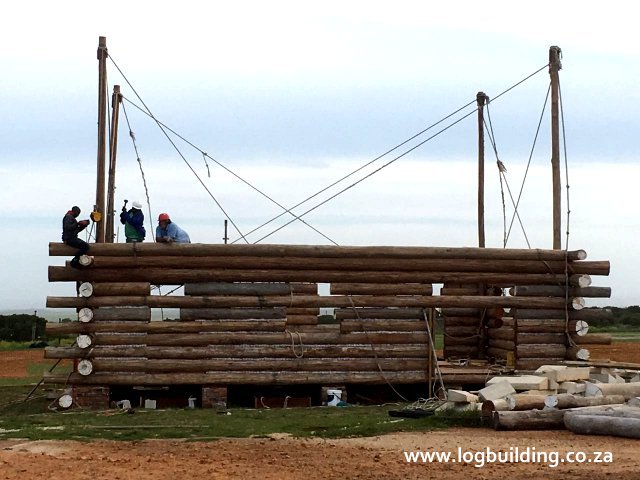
<box><xmin>120</xmin><ymin>97</ymin><xmax>338</xmax><ymax>245</ymax></box>
<box><xmin>108</xmin><ymin>54</ymin><xmax>249</xmax><ymax>244</ymax></box>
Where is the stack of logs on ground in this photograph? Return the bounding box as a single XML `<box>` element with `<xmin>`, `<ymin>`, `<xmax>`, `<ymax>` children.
<box><xmin>45</xmin><ymin>242</ymin><xmax>611</xmax><ymax>405</ymax></box>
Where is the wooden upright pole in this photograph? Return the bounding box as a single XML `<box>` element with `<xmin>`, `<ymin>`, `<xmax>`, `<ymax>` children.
<box><xmin>106</xmin><ymin>85</ymin><xmax>122</xmax><ymax>243</ymax></box>
<box><xmin>549</xmin><ymin>46</ymin><xmax>562</xmax><ymax>249</ymax></box>
<box><xmin>95</xmin><ymin>36</ymin><xmax>109</xmax><ymax>243</ymax></box>
<box><xmin>477</xmin><ymin>92</ymin><xmax>488</xmax><ymax>248</ymax></box>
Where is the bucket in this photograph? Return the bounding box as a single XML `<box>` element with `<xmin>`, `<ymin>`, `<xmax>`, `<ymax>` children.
<box><xmin>326</xmin><ymin>389</ymin><xmax>342</xmax><ymax>407</ymax></box>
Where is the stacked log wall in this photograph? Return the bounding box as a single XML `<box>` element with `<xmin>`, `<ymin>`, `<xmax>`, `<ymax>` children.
<box><xmin>45</xmin><ymin>243</ymin><xmax>610</xmax><ymax>387</ymax></box>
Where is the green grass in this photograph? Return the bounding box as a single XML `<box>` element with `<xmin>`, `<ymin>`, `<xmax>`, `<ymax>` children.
<box><xmin>0</xmin><ymin>341</ymin><xmax>35</xmax><ymax>351</ymax></box>
<box><xmin>0</xmin><ymin>385</ymin><xmax>482</xmax><ymax>441</ymax></box>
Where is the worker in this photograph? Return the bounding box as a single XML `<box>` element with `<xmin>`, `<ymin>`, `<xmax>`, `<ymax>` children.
<box><xmin>120</xmin><ymin>200</ymin><xmax>146</xmax><ymax>243</ymax></box>
<box><xmin>62</xmin><ymin>206</ymin><xmax>90</xmax><ymax>267</ymax></box>
<box><xmin>155</xmin><ymin>213</ymin><xmax>191</xmax><ymax>243</ymax></box>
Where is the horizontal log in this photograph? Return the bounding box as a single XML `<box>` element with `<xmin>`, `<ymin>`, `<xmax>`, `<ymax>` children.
<box><xmin>44</xmin><ymin>370</ymin><xmax>432</xmax><ymax>385</ymax></box>
<box><xmin>63</xmin><ymin>254</ymin><xmax>610</xmax><ymax>275</ymax></box>
<box><xmin>45</xmin><ymin>344</ymin><xmax>432</xmax><ymax>360</ymax></box>
<box><xmin>481</xmin><ymin>399</ymin><xmax>510</xmax><ymax>418</ymax></box>
<box><xmin>439</xmin><ymin>287</ymin><xmax>481</xmax><ymax>295</ymax></box>
<box><xmin>517</xmin><ymin>344</ymin><xmax>567</xmax><ymax>358</ymax></box>
<box><xmin>565</xmin><ymin>346</ymin><xmax>590</xmax><ymax>361</ymax></box>
<box><xmin>564</xmin><ymin>414</ymin><xmax>640</xmax><ymax>439</ymax></box>
<box><xmin>180</xmin><ymin>307</ymin><xmax>286</xmax><ymax>320</ymax></box>
<box><xmin>340</xmin><ymin>319</ymin><xmax>427</xmax><ymax>333</ymax></box>
<box><xmin>487</xmin><ymin>339</ymin><xmax>515</xmax><ymax>351</ymax></box>
<box><xmin>486</xmin><ymin>328</ymin><xmax>515</xmax><ymax>340</ymax></box>
<box><xmin>184</xmin><ymin>282</ymin><xmax>318</xmax><ymax>296</ymax></box>
<box><xmin>87</xmin><ymin>307</ymin><xmax>151</xmax><ymax>322</ymax></box>
<box><xmin>441</xmin><ymin>308</ymin><xmax>480</xmax><ymax>316</ymax></box>
<box><xmin>492</xmin><ymin>409</ymin><xmax>566</xmax><ymax>430</ymax></box>
<box><xmin>443</xmin><ymin>336</ymin><xmax>478</xmax><ymax>347</ymax></box>
<box><xmin>46</xmin><ymin>320</ymin><xmax>287</xmax><ymax>334</ymax></box>
<box><xmin>515</xmin><ymin>358</ymin><xmax>565</xmax><ymax>370</ymax></box>
<box><xmin>84</xmin><ymin>357</ymin><xmax>430</xmax><ymax>373</ymax></box>
<box><xmin>546</xmin><ymin>394</ymin><xmax>625</xmax><ymax>409</ymax></box>
<box><xmin>334</xmin><ymin>308</ymin><xmax>424</xmax><ymax>320</ymax></box>
<box><xmin>47</xmin><ymin>266</ymin><xmax>595</xmax><ymax>286</ymax></box>
<box><xmin>511</xmin><ymin>285</ymin><xmax>611</xmax><ymax>298</ymax></box>
<box><xmin>443</xmin><ymin>326</ymin><xmax>478</xmax><ymax>337</ymax></box>
<box><xmin>285</xmin><ymin>315</ymin><xmax>318</xmax><ymax>326</ymax></box>
<box><xmin>586</xmin><ymin>382</ymin><xmax>640</xmax><ymax>399</ymax></box>
<box><xmin>49</xmin><ymin>242</ymin><xmax>589</xmax><ymax>261</ymax></box>
<box><xmin>570</xmin><ymin>333</ymin><xmax>612</xmax><ymax>345</ymax></box>
<box><xmin>45</xmin><ymin>294</ymin><xmax>574</xmax><ymax>310</ymax></box>
<box><xmin>506</xmin><ymin>394</ymin><xmax>547</xmax><ymax>411</ymax></box>
<box><xmin>330</xmin><ymin>283</ymin><xmax>433</xmax><ymax>296</ymax></box>
<box><xmin>516</xmin><ymin>333</ymin><xmax>567</xmax><ymax>344</ymax></box>
<box><xmin>486</xmin><ymin>347</ymin><xmax>511</xmax><ymax>359</ymax></box>
<box><xmin>80</xmin><ymin>282</ymin><xmax>151</xmax><ymax>297</ymax></box>
<box><xmin>442</xmin><ymin>317</ymin><xmax>480</xmax><ymax>327</ymax></box>
<box><xmin>512</xmin><ymin>308</ymin><xmax>613</xmax><ymax>320</ymax></box>
<box><xmin>90</xmin><ymin>331</ymin><xmax>430</xmax><ymax>346</ymax></box>
<box><xmin>443</xmin><ymin>346</ymin><xmax>479</xmax><ymax>358</ymax></box>
<box><xmin>286</xmin><ymin>308</ymin><xmax>319</xmax><ymax>315</ymax></box>
<box><xmin>511</xmin><ymin>320</ymin><xmax>582</xmax><ymax>334</ymax></box>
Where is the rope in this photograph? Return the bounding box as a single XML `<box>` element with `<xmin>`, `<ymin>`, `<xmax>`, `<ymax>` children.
<box><xmin>120</xmin><ymin>98</ymin><xmax>338</xmax><ymax>245</ymax></box>
<box><xmin>254</xmin><ymin>108</ymin><xmax>479</xmax><ymax>244</ymax></box>
<box><xmin>108</xmin><ymin>55</ymin><xmax>249</xmax><ymax>244</ymax></box>
<box><xmin>285</xmin><ymin>329</ymin><xmax>304</xmax><ymax>358</ymax></box>
<box><xmin>422</xmin><ymin>309</ymin><xmax>447</xmax><ymax>400</ymax></box>
<box><xmin>121</xmin><ymin>101</ymin><xmax>155</xmax><ymax>240</ymax></box>
<box><xmin>484</xmin><ymin>106</ymin><xmax>532</xmax><ymax>248</ymax></box>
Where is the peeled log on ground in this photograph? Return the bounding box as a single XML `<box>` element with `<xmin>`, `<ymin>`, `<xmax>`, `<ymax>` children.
<box><xmin>544</xmin><ymin>394</ymin><xmax>626</xmax><ymax>409</ymax></box>
<box><xmin>585</xmin><ymin>382</ymin><xmax>640</xmax><ymax>400</ymax></box>
<box><xmin>565</xmin><ymin>415</ymin><xmax>640</xmax><ymax>439</ymax></box>
<box><xmin>506</xmin><ymin>394</ymin><xmax>547</xmax><ymax>411</ymax></box>
<box><xmin>481</xmin><ymin>399</ymin><xmax>510</xmax><ymax>418</ymax></box>
<box><xmin>492</xmin><ymin>409</ymin><xmax>567</xmax><ymax>430</ymax></box>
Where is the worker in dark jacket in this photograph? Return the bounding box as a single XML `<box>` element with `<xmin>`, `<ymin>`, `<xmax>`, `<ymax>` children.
<box><xmin>120</xmin><ymin>200</ymin><xmax>146</xmax><ymax>242</ymax></box>
<box><xmin>62</xmin><ymin>206</ymin><xmax>90</xmax><ymax>267</ymax></box>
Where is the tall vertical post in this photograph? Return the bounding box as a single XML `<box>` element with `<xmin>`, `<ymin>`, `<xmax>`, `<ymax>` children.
<box><xmin>477</xmin><ymin>92</ymin><xmax>488</xmax><ymax>248</ymax></box>
<box><xmin>95</xmin><ymin>36</ymin><xmax>109</xmax><ymax>243</ymax></box>
<box><xmin>223</xmin><ymin>219</ymin><xmax>229</xmax><ymax>244</ymax></box>
<box><xmin>549</xmin><ymin>46</ymin><xmax>562</xmax><ymax>249</ymax></box>
<box><xmin>105</xmin><ymin>85</ymin><xmax>122</xmax><ymax>242</ymax></box>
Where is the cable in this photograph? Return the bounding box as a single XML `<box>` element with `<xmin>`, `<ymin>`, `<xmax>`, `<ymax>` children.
<box><xmin>108</xmin><ymin>54</ymin><xmax>249</xmax><ymax>244</ymax></box>
<box><xmin>505</xmin><ymin>83</ymin><xmax>551</xmax><ymax>243</ymax></box>
<box><xmin>120</xmin><ymin>97</ymin><xmax>339</xmax><ymax>245</ymax></box>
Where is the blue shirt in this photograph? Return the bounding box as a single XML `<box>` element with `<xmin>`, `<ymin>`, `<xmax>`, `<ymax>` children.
<box><xmin>156</xmin><ymin>222</ymin><xmax>191</xmax><ymax>243</ymax></box>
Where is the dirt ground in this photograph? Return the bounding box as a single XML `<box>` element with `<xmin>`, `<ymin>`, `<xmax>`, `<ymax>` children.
<box><xmin>1</xmin><ymin>347</ymin><xmax>639</xmax><ymax>479</ymax></box>
<box><xmin>0</xmin><ymin>429</ymin><xmax>638</xmax><ymax>480</ymax></box>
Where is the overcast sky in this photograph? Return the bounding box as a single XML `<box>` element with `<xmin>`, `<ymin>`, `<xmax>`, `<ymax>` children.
<box><xmin>1</xmin><ymin>1</ymin><xmax>638</xmax><ymax>311</ymax></box>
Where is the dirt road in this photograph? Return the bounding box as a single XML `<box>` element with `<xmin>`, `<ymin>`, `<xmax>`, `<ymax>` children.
<box><xmin>0</xmin><ymin>429</ymin><xmax>637</xmax><ymax>480</ymax></box>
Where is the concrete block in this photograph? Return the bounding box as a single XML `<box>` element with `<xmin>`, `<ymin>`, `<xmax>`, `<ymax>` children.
<box><xmin>447</xmin><ymin>389</ymin><xmax>478</xmax><ymax>403</ymax></box>
<box><xmin>479</xmin><ymin>380</ymin><xmax>516</xmax><ymax>402</ymax></box>
<box><xmin>546</xmin><ymin>367</ymin><xmax>591</xmax><ymax>384</ymax></box>
<box><xmin>535</xmin><ymin>365</ymin><xmax>567</xmax><ymax>374</ymax></box>
<box><xmin>558</xmin><ymin>381</ymin><xmax>586</xmax><ymax>395</ymax></box>
<box><xmin>487</xmin><ymin>375</ymin><xmax>548</xmax><ymax>391</ymax></box>
<box><xmin>631</xmin><ymin>374</ymin><xmax>640</xmax><ymax>383</ymax></box>
<box><xmin>590</xmin><ymin>373</ymin><xmax>616</xmax><ymax>384</ymax></box>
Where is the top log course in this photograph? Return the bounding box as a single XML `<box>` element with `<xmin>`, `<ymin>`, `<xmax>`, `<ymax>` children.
<box><xmin>49</xmin><ymin>242</ymin><xmax>588</xmax><ymax>261</ymax></box>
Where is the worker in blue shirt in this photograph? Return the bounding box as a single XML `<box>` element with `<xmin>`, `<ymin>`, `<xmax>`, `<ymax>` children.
<box><xmin>155</xmin><ymin>213</ymin><xmax>191</xmax><ymax>243</ymax></box>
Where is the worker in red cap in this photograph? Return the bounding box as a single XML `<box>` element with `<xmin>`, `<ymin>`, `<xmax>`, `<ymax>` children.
<box><xmin>155</xmin><ymin>213</ymin><xmax>191</xmax><ymax>243</ymax></box>
<box><xmin>62</xmin><ymin>206</ymin><xmax>90</xmax><ymax>267</ymax></box>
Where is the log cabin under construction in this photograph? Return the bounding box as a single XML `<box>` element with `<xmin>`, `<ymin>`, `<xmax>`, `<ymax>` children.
<box><xmin>42</xmin><ymin>40</ymin><xmax>614</xmax><ymax>408</ymax></box>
